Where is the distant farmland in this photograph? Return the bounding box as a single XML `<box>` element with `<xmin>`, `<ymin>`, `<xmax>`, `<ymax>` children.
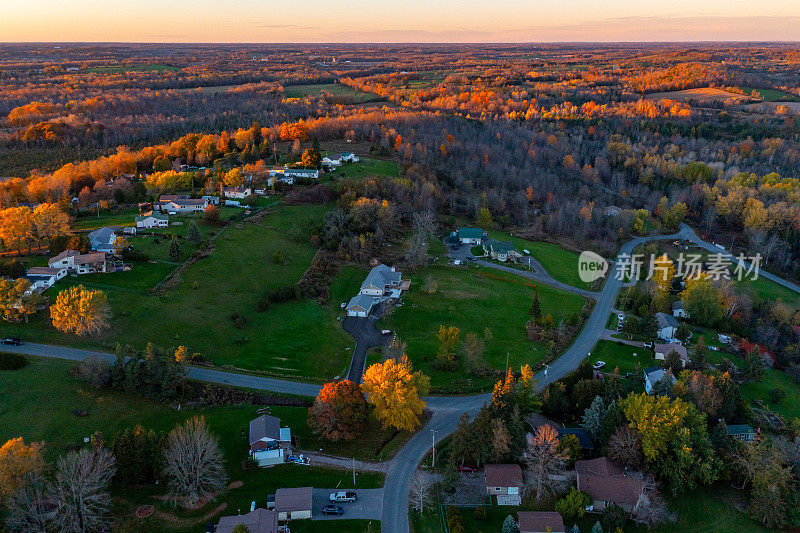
<box><xmin>645</xmin><ymin>87</ymin><xmax>752</xmax><ymax>104</ymax></box>
<box><xmin>86</xmin><ymin>63</ymin><xmax>180</xmax><ymax>73</ymax></box>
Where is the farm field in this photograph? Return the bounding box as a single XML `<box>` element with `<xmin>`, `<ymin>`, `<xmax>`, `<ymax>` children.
<box><xmin>645</xmin><ymin>87</ymin><xmax>752</xmax><ymax>103</ymax></box>
<box><xmin>2</xmin><ymin>204</ymin><xmax>358</xmax><ymax>381</ymax></box>
<box><xmin>86</xmin><ymin>63</ymin><xmax>180</xmax><ymax>73</ymax></box>
<box><xmin>0</xmin><ymin>356</ymin><xmax>383</xmax><ymax>533</ymax></box>
<box><xmin>326</xmin><ymin>157</ymin><xmax>400</xmax><ymax>181</ymax></box>
<box><xmin>382</xmin><ymin>265</ymin><xmax>587</xmax><ymax>393</ymax></box>
<box><xmin>739</xmin><ymin>86</ymin><xmax>800</xmax><ymax>102</ymax></box>
<box><xmin>284</xmin><ymin>83</ymin><xmax>379</xmax><ymax>103</ymax></box>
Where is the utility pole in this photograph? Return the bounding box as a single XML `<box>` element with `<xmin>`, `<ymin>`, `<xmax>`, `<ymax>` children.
<box><xmin>431</xmin><ymin>429</ymin><xmax>437</xmax><ymax>468</ymax></box>
<box><xmin>506</xmin><ymin>352</ymin><xmax>509</xmax><ymax>370</ymax></box>
<box><xmin>352</xmin><ymin>457</ymin><xmax>356</xmax><ymax>487</ymax></box>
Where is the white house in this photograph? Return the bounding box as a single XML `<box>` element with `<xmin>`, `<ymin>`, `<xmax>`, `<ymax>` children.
<box><xmin>135</xmin><ymin>211</ymin><xmax>169</xmax><ymax>229</ymax></box>
<box><xmin>273</xmin><ymin>487</ymin><xmax>312</xmax><ymax>521</ymax></box>
<box><xmin>672</xmin><ymin>300</ymin><xmax>689</xmax><ymax>318</ymax></box>
<box><xmin>223</xmin><ymin>186</ymin><xmax>252</xmax><ymax>199</ymax></box>
<box><xmin>201</xmin><ymin>195</ymin><xmax>220</xmax><ymax>205</ymax></box>
<box><xmin>655</xmin><ymin>312</ymin><xmax>680</xmax><ymax>341</ymax></box>
<box><xmin>483</xmin><ymin>238</ymin><xmax>522</xmax><ymax>262</ymax></box>
<box><xmin>156</xmin><ymin>195</ymin><xmax>208</xmax><ymax>213</ymax></box>
<box><xmin>346</xmin><ymin>294</ymin><xmax>375</xmax><ymax>317</ymax></box>
<box><xmin>644</xmin><ymin>366</ymin><xmax>677</xmax><ymax>394</ymax></box>
<box><xmin>88</xmin><ymin>227</ymin><xmax>118</xmax><ymax>253</ymax></box>
<box><xmin>457</xmin><ymin>227</ymin><xmax>485</xmax><ymax>245</ymax></box>
<box><xmin>249</xmin><ymin>415</ymin><xmax>292</xmax><ymax>467</ymax></box>
<box><xmin>359</xmin><ymin>264</ymin><xmax>402</xmax><ymax>297</ymax></box>
<box><xmin>51</xmin><ymin>250</ymin><xmax>108</xmax><ymax>274</ymax></box>
<box><xmin>285</xmin><ymin>168</ymin><xmax>319</xmax><ymax>179</ymax></box>
<box><xmin>24</xmin><ymin>267</ymin><xmax>65</xmax><ymax>291</ymax></box>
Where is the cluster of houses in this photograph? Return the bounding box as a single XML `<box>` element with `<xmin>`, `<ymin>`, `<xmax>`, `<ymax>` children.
<box><xmin>345</xmin><ymin>263</ymin><xmax>409</xmax><ymax>318</ymax></box>
<box><xmin>215</xmin><ymin>485</ymin><xmax>312</xmax><ymax>533</ymax></box>
<box><xmin>321</xmin><ymin>152</ymin><xmax>359</xmax><ymax>170</ymax></box>
<box><xmin>452</xmin><ymin>227</ymin><xmax>522</xmax><ymax>262</ymax></box>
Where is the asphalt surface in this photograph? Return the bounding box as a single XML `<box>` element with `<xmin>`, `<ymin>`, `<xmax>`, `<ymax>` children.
<box><xmin>311</xmin><ymin>488</ymin><xmax>384</xmax><ymax>521</ymax></box>
<box><xmin>6</xmin><ymin>224</ymin><xmax>799</xmax><ymax>533</ymax></box>
<box><xmin>342</xmin><ymin>309</ymin><xmax>391</xmax><ymax>384</ymax></box>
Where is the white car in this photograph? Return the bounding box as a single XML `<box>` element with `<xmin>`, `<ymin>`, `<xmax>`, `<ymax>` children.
<box><xmin>592</xmin><ymin>361</ymin><xmax>606</xmax><ymax>370</ymax></box>
<box><xmin>329</xmin><ymin>491</ymin><xmax>357</xmax><ymax>503</ymax></box>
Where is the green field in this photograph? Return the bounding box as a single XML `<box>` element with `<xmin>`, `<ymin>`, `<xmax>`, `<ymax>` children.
<box><xmin>4</xmin><ymin>204</ymin><xmax>358</xmax><ymax>381</ymax></box>
<box><xmin>86</xmin><ymin>63</ymin><xmax>180</xmax><ymax>73</ymax></box>
<box><xmin>284</xmin><ymin>83</ymin><xmax>379</xmax><ymax>103</ymax></box>
<box><xmin>0</xmin><ymin>356</ymin><xmax>383</xmax><ymax>533</ymax></box>
<box><xmin>382</xmin><ymin>265</ymin><xmax>587</xmax><ymax>392</ymax></box>
<box><xmin>326</xmin><ymin>157</ymin><xmax>400</xmax><ymax>181</ymax></box>
<box><xmin>588</xmin><ymin>339</ymin><xmax>652</xmax><ymax>375</ymax></box>
<box><xmin>740</xmin><ymin>86</ymin><xmax>800</xmax><ymax>102</ymax></box>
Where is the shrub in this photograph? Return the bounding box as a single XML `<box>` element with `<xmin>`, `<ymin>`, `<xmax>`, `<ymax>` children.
<box><xmin>230</xmin><ymin>313</ymin><xmax>247</xmax><ymax>329</ymax></box>
<box><xmin>70</xmin><ymin>355</ymin><xmax>112</xmax><ymax>388</ymax></box>
<box><xmin>768</xmin><ymin>387</ymin><xmax>786</xmax><ymax>404</ymax></box>
<box><xmin>0</xmin><ymin>353</ymin><xmax>27</xmax><ymax>370</ymax></box>
<box><xmin>473</xmin><ymin>505</ymin><xmax>487</xmax><ymax>521</ymax></box>
<box><xmin>272</xmin><ymin>250</ymin><xmax>284</xmax><ymax>264</ymax></box>
<box><xmin>257</xmin><ymin>284</ymin><xmax>300</xmax><ymax>311</ymax></box>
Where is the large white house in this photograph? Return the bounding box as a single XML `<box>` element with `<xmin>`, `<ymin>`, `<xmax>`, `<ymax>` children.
<box><xmin>135</xmin><ymin>211</ymin><xmax>169</xmax><ymax>229</ymax></box>
<box><xmin>155</xmin><ymin>195</ymin><xmax>208</xmax><ymax>213</ymax></box>
<box><xmin>49</xmin><ymin>250</ymin><xmax>107</xmax><ymax>274</ymax></box>
<box><xmin>223</xmin><ymin>186</ymin><xmax>252</xmax><ymax>199</ymax></box>
<box><xmin>655</xmin><ymin>312</ymin><xmax>680</xmax><ymax>341</ymax></box>
<box><xmin>88</xmin><ymin>227</ymin><xmax>118</xmax><ymax>253</ymax></box>
<box><xmin>249</xmin><ymin>415</ymin><xmax>292</xmax><ymax>467</ymax></box>
<box><xmin>457</xmin><ymin>227</ymin><xmax>485</xmax><ymax>245</ymax></box>
<box><xmin>24</xmin><ymin>266</ymin><xmax>66</xmax><ymax>291</ymax></box>
<box><xmin>359</xmin><ymin>264</ymin><xmax>402</xmax><ymax>297</ymax></box>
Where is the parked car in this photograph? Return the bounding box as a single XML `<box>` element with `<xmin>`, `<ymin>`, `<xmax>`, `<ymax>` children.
<box><xmin>321</xmin><ymin>505</ymin><xmax>344</xmax><ymax>516</ymax></box>
<box><xmin>381</xmin><ymin>330</ymin><xmax>391</xmax><ymax>335</ymax></box>
<box><xmin>456</xmin><ymin>465</ymin><xmax>477</xmax><ymax>473</ymax></box>
<box><xmin>593</xmin><ymin>361</ymin><xmax>606</xmax><ymax>370</ymax></box>
<box><xmin>1</xmin><ymin>337</ymin><xmax>22</xmax><ymax>346</ymax></box>
<box><xmin>643</xmin><ymin>342</ymin><xmax>654</xmax><ymax>349</ymax></box>
<box><xmin>329</xmin><ymin>491</ymin><xmax>357</xmax><ymax>503</ymax></box>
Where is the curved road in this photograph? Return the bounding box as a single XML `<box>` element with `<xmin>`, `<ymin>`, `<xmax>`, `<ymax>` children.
<box><xmin>4</xmin><ymin>224</ymin><xmax>799</xmax><ymax>533</ymax></box>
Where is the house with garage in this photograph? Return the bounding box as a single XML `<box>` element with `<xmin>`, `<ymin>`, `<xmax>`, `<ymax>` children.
<box><xmin>575</xmin><ymin>457</ymin><xmax>644</xmax><ymax>513</ymax></box>
<box><xmin>483</xmin><ymin>238</ymin><xmax>522</xmax><ymax>262</ymax></box>
<box><xmin>457</xmin><ymin>227</ymin><xmax>485</xmax><ymax>245</ymax></box>
<box><xmin>249</xmin><ymin>414</ymin><xmax>292</xmax><ymax>466</ymax></box>
<box><xmin>654</xmin><ymin>342</ymin><xmax>688</xmax><ymax>367</ymax></box>
<box><xmin>24</xmin><ymin>267</ymin><xmax>65</xmax><ymax>291</ymax></box>
<box><xmin>271</xmin><ymin>487</ymin><xmax>313</xmax><ymax>521</ymax></box>
<box><xmin>156</xmin><ymin>195</ymin><xmax>208</xmax><ymax>213</ymax></box>
<box><xmin>484</xmin><ymin>464</ymin><xmax>523</xmax><ymax>505</ymax></box>
<box><xmin>644</xmin><ymin>366</ymin><xmax>676</xmax><ymax>394</ymax></box>
<box><xmin>346</xmin><ymin>293</ymin><xmax>376</xmax><ymax>318</ymax></box>
<box><xmin>223</xmin><ymin>186</ymin><xmax>252</xmax><ymax>199</ymax></box>
<box><xmin>88</xmin><ymin>227</ymin><xmax>118</xmax><ymax>253</ymax></box>
<box><xmin>517</xmin><ymin>511</ymin><xmax>565</xmax><ymax>533</ymax></box>
<box><xmin>359</xmin><ymin>264</ymin><xmax>403</xmax><ymax>297</ymax></box>
<box><xmin>654</xmin><ymin>312</ymin><xmax>680</xmax><ymax>341</ymax></box>
<box><xmin>135</xmin><ymin>211</ymin><xmax>169</xmax><ymax>229</ymax></box>
<box><xmin>49</xmin><ymin>250</ymin><xmax>107</xmax><ymax>274</ymax></box>
<box><xmin>672</xmin><ymin>300</ymin><xmax>689</xmax><ymax>318</ymax></box>
<box><xmin>216</xmin><ymin>508</ymin><xmax>279</xmax><ymax>533</ymax></box>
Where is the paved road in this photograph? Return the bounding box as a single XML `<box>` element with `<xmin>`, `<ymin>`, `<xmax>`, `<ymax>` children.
<box><xmin>311</xmin><ymin>488</ymin><xmax>383</xmax><ymax>521</ymax></box>
<box><xmin>343</xmin><ymin>310</ymin><xmax>391</xmax><ymax>384</ymax></box>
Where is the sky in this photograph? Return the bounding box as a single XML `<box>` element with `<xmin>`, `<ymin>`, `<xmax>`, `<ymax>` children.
<box><xmin>2</xmin><ymin>0</ymin><xmax>800</xmax><ymax>42</ymax></box>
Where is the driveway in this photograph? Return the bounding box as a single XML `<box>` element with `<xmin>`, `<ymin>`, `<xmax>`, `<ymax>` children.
<box><xmin>342</xmin><ymin>304</ymin><xmax>391</xmax><ymax>383</ymax></box>
<box><xmin>312</xmin><ymin>488</ymin><xmax>383</xmax><ymax>521</ymax></box>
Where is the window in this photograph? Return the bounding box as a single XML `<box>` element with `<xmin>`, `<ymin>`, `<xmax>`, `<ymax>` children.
<box><xmin>495</xmin><ymin>487</ymin><xmax>501</xmax><ymax>492</ymax></box>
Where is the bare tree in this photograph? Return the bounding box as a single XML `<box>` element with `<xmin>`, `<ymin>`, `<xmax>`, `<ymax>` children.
<box><xmin>631</xmin><ymin>475</ymin><xmax>669</xmax><ymax>527</ymax></box>
<box><xmin>52</xmin><ymin>447</ymin><xmax>116</xmax><ymax>533</ymax></box>
<box><xmin>408</xmin><ymin>470</ymin><xmax>433</xmax><ymax>513</ymax></box>
<box><xmin>607</xmin><ymin>426</ymin><xmax>644</xmax><ymax>470</ymax></box>
<box><xmin>524</xmin><ymin>425</ymin><xmax>566</xmax><ymax>500</ymax></box>
<box><xmin>163</xmin><ymin>416</ymin><xmax>228</xmax><ymax>505</ymax></box>
<box><xmin>5</xmin><ymin>473</ymin><xmax>51</xmax><ymax>533</ymax></box>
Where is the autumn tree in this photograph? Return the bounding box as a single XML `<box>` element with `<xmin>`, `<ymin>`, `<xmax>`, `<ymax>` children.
<box><xmin>50</xmin><ymin>285</ymin><xmax>110</xmax><ymax>336</ymax></box>
<box><xmin>361</xmin><ymin>356</ymin><xmax>430</xmax><ymax>432</ymax></box>
<box><xmin>476</xmin><ymin>206</ymin><xmax>493</xmax><ymax>227</ymax></box>
<box><xmin>32</xmin><ymin>203</ymin><xmax>70</xmax><ymax>243</ymax></box>
<box><xmin>0</xmin><ymin>438</ymin><xmax>44</xmax><ymax>506</ymax></box>
<box><xmin>52</xmin><ymin>447</ymin><xmax>116</xmax><ymax>533</ymax></box>
<box><xmin>650</xmin><ymin>254</ymin><xmax>674</xmax><ymax>301</ymax></box>
<box><xmin>301</xmin><ymin>148</ymin><xmax>321</xmax><ymax>169</ymax></box>
<box><xmin>308</xmin><ymin>380</ymin><xmax>369</xmax><ymax>441</ymax></box>
<box><xmin>524</xmin><ymin>425</ymin><xmax>566</xmax><ymax>500</ymax></box>
<box><xmin>435</xmin><ymin>325</ymin><xmax>461</xmax><ymax>370</ymax></box>
<box><xmin>735</xmin><ymin>437</ymin><xmax>797</xmax><ymax>528</ymax></box>
<box><xmin>680</xmin><ymin>273</ymin><xmax>724</xmax><ymax>327</ymax></box>
<box><xmin>204</xmin><ymin>204</ymin><xmax>220</xmax><ymax>225</ymax></box>
<box><xmin>163</xmin><ymin>417</ymin><xmax>228</xmax><ymax>505</ymax></box>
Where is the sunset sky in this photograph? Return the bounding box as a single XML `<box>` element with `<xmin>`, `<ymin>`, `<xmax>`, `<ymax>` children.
<box><xmin>2</xmin><ymin>0</ymin><xmax>800</xmax><ymax>42</ymax></box>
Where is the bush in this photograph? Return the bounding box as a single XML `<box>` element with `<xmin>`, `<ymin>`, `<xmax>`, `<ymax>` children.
<box><xmin>0</xmin><ymin>353</ymin><xmax>27</xmax><ymax>370</ymax></box>
<box><xmin>230</xmin><ymin>313</ymin><xmax>248</xmax><ymax>329</ymax></box>
<box><xmin>70</xmin><ymin>355</ymin><xmax>112</xmax><ymax>388</ymax></box>
<box><xmin>256</xmin><ymin>284</ymin><xmax>300</xmax><ymax>311</ymax></box>
<box><xmin>768</xmin><ymin>387</ymin><xmax>786</xmax><ymax>404</ymax></box>
<box><xmin>601</xmin><ymin>503</ymin><xmax>627</xmax><ymax>531</ymax></box>
<box><xmin>473</xmin><ymin>505</ymin><xmax>487</xmax><ymax>521</ymax></box>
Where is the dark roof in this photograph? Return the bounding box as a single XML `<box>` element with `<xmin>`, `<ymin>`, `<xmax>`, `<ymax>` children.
<box><xmin>557</xmin><ymin>428</ymin><xmax>594</xmax><ymax>450</ymax></box>
<box><xmin>655</xmin><ymin>312</ymin><xmax>680</xmax><ymax>330</ymax></box>
<box><xmin>727</xmin><ymin>424</ymin><xmax>755</xmax><ymax>435</ymax></box>
<box><xmin>575</xmin><ymin>457</ymin><xmax>643</xmax><ymax>506</ymax></box>
<box><xmin>518</xmin><ymin>511</ymin><xmax>565</xmax><ymax>533</ymax></box>
<box><xmin>484</xmin><ymin>464</ymin><xmax>523</xmax><ymax>487</ymax></box>
<box><xmin>250</xmin><ymin>415</ymin><xmax>281</xmax><ymax>444</ymax></box>
<box><xmin>457</xmin><ymin>227</ymin><xmax>484</xmax><ymax>239</ymax></box>
<box><xmin>216</xmin><ymin>509</ymin><xmax>278</xmax><ymax>533</ymax></box>
<box><xmin>274</xmin><ymin>486</ymin><xmax>312</xmax><ymax>512</ymax></box>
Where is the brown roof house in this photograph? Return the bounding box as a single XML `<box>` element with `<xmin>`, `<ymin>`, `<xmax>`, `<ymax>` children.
<box><xmin>216</xmin><ymin>508</ymin><xmax>278</xmax><ymax>533</ymax></box>
<box><xmin>249</xmin><ymin>415</ymin><xmax>292</xmax><ymax>466</ymax></box>
<box><xmin>484</xmin><ymin>464</ymin><xmax>524</xmax><ymax>505</ymax></box>
<box><xmin>654</xmin><ymin>342</ymin><xmax>688</xmax><ymax>367</ymax></box>
<box><xmin>575</xmin><ymin>457</ymin><xmax>644</xmax><ymax>512</ymax></box>
<box><xmin>272</xmin><ymin>486</ymin><xmax>312</xmax><ymax>521</ymax></box>
<box><xmin>518</xmin><ymin>511</ymin><xmax>566</xmax><ymax>533</ymax></box>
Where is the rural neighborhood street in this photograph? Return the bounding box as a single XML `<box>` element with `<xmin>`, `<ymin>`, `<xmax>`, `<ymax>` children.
<box><xmin>3</xmin><ymin>224</ymin><xmax>799</xmax><ymax>533</ymax></box>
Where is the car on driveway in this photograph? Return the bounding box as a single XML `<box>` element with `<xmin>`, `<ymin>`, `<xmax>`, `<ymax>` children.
<box><xmin>329</xmin><ymin>491</ymin><xmax>357</xmax><ymax>503</ymax></box>
<box><xmin>322</xmin><ymin>504</ymin><xmax>344</xmax><ymax>516</ymax></box>
<box><xmin>1</xmin><ymin>337</ymin><xmax>22</xmax><ymax>346</ymax></box>
<box><xmin>592</xmin><ymin>361</ymin><xmax>606</xmax><ymax>370</ymax></box>
<box><xmin>456</xmin><ymin>464</ymin><xmax>477</xmax><ymax>473</ymax></box>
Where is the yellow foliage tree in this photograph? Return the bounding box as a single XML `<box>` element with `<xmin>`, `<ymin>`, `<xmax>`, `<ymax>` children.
<box><xmin>361</xmin><ymin>356</ymin><xmax>430</xmax><ymax>432</ymax></box>
<box><xmin>621</xmin><ymin>392</ymin><xmax>689</xmax><ymax>460</ymax></box>
<box><xmin>0</xmin><ymin>437</ymin><xmax>44</xmax><ymax>503</ymax></box>
<box><xmin>651</xmin><ymin>254</ymin><xmax>675</xmax><ymax>299</ymax></box>
<box><xmin>50</xmin><ymin>285</ymin><xmax>111</xmax><ymax>336</ymax></box>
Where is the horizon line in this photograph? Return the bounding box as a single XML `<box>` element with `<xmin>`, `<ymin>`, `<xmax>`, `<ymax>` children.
<box><xmin>3</xmin><ymin>40</ymin><xmax>800</xmax><ymax>45</ymax></box>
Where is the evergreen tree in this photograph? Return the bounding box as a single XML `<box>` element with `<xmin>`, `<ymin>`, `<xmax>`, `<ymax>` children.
<box><xmin>169</xmin><ymin>236</ymin><xmax>181</xmax><ymax>262</ymax></box>
<box><xmin>501</xmin><ymin>515</ymin><xmax>519</xmax><ymax>533</ymax></box>
<box><xmin>529</xmin><ymin>290</ymin><xmax>542</xmax><ymax>319</ymax></box>
<box><xmin>187</xmin><ymin>221</ymin><xmax>201</xmax><ymax>245</ymax></box>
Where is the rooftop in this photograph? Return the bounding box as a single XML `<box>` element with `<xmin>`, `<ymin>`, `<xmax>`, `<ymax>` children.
<box><xmin>517</xmin><ymin>511</ymin><xmax>565</xmax><ymax>533</ymax></box>
<box><xmin>457</xmin><ymin>227</ymin><xmax>484</xmax><ymax>239</ymax></box>
<box><xmin>362</xmin><ymin>264</ymin><xmax>401</xmax><ymax>290</ymax></box>
<box><xmin>484</xmin><ymin>463</ymin><xmax>523</xmax><ymax>487</ymax></box>
<box><xmin>250</xmin><ymin>415</ymin><xmax>281</xmax><ymax>444</ymax></box>
<box><xmin>217</xmin><ymin>508</ymin><xmax>278</xmax><ymax>533</ymax></box>
<box><xmin>576</xmin><ymin>457</ymin><xmax>643</xmax><ymax>507</ymax></box>
<box><xmin>274</xmin><ymin>486</ymin><xmax>313</xmax><ymax>512</ymax></box>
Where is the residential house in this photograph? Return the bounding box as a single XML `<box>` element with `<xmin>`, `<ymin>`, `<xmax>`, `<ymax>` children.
<box><xmin>156</xmin><ymin>195</ymin><xmax>208</xmax><ymax>213</ymax></box>
<box><xmin>48</xmin><ymin>250</ymin><xmax>81</xmax><ymax>269</ymax></box>
<box><xmin>718</xmin><ymin>333</ymin><xmax>732</xmax><ymax>344</ymax></box>
<box><xmin>654</xmin><ymin>342</ymin><xmax>688</xmax><ymax>367</ymax></box>
<box><xmin>88</xmin><ymin>227</ymin><xmax>118</xmax><ymax>253</ymax></box>
<box><xmin>249</xmin><ymin>414</ymin><xmax>292</xmax><ymax>466</ymax></box>
<box><xmin>575</xmin><ymin>457</ymin><xmax>644</xmax><ymax>513</ymax></box>
<box><xmin>654</xmin><ymin>312</ymin><xmax>680</xmax><ymax>341</ymax></box>
<box><xmin>223</xmin><ymin>186</ymin><xmax>252</xmax><ymax>199</ymax></box>
<box><xmin>644</xmin><ymin>366</ymin><xmax>676</xmax><ymax>394</ymax></box>
<box><xmin>518</xmin><ymin>511</ymin><xmax>565</xmax><ymax>533</ymax></box>
<box><xmin>321</xmin><ymin>155</ymin><xmax>342</xmax><ymax>168</ymax></box>
<box><xmin>27</xmin><ymin>266</ymin><xmax>66</xmax><ymax>282</ymax></box>
<box><xmin>340</xmin><ymin>152</ymin><xmax>359</xmax><ymax>163</ymax></box>
<box><xmin>346</xmin><ymin>293</ymin><xmax>376</xmax><ymax>318</ymax></box>
<box><xmin>672</xmin><ymin>300</ymin><xmax>689</xmax><ymax>318</ymax></box>
<box><xmin>727</xmin><ymin>424</ymin><xmax>756</xmax><ymax>442</ymax></box>
<box><xmin>360</xmin><ymin>264</ymin><xmax>403</xmax><ymax>297</ymax></box>
<box><xmin>202</xmin><ymin>195</ymin><xmax>220</xmax><ymax>205</ymax></box>
<box><xmin>483</xmin><ymin>238</ymin><xmax>521</xmax><ymax>262</ymax></box>
<box><xmin>49</xmin><ymin>250</ymin><xmax>107</xmax><ymax>274</ymax></box>
<box><xmin>269</xmin><ymin>167</ymin><xmax>319</xmax><ymax>179</ymax></box>
<box><xmin>24</xmin><ymin>267</ymin><xmax>65</xmax><ymax>291</ymax></box>
<box><xmin>135</xmin><ymin>211</ymin><xmax>169</xmax><ymax>229</ymax></box>
<box><xmin>216</xmin><ymin>509</ymin><xmax>279</xmax><ymax>533</ymax></box>
<box><xmin>484</xmin><ymin>464</ymin><xmax>523</xmax><ymax>505</ymax></box>
<box><xmin>273</xmin><ymin>487</ymin><xmax>313</xmax><ymax>520</ymax></box>
<box><xmin>457</xmin><ymin>227</ymin><xmax>485</xmax><ymax>245</ymax></box>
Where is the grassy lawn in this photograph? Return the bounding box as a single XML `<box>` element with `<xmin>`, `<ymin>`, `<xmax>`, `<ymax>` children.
<box><xmin>740</xmin><ymin>367</ymin><xmax>800</xmax><ymax>420</ymax></box>
<box><xmin>4</xmin><ymin>204</ymin><xmax>357</xmax><ymax>381</ymax></box>
<box><xmin>73</xmin><ymin>208</ymin><xmax>139</xmax><ymax>231</ymax></box>
<box><xmin>589</xmin><ymin>340</ymin><xmax>653</xmax><ymax>375</ymax></box>
<box><xmin>382</xmin><ymin>265</ymin><xmax>587</xmax><ymax>393</ymax></box>
<box><xmin>326</xmin><ymin>158</ymin><xmax>400</xmax><ymax>181</ymax></box>
<box><xmin>0</xmin><ymin>356</ymin><xmax>384</xmax><ymax>533</ymax></box>
<box><xmin>284</xmin><ymin>83</ymin><xmax>378</xmax><ymax>103</ymax></box>
<box><xmin>735</xmin><ymin>274</ymin><xmax>800</xmax><ymax>305</ymax></box>
<box><xmin>740</xmin><ymin>86</ymin><xmax>800</xmax><ymax>102</ymax></box>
